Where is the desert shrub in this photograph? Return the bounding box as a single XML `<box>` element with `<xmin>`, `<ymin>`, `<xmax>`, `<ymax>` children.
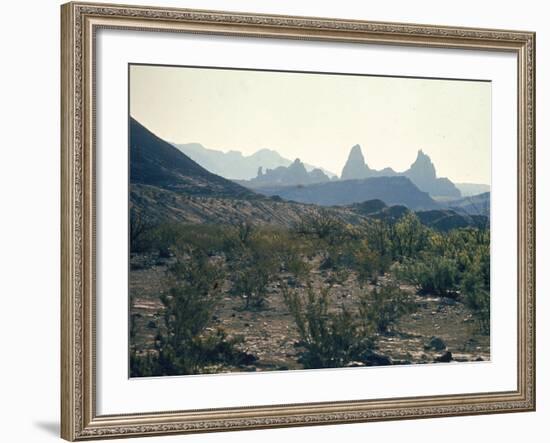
<box><xmin>130</xmin><ymin>351</ymin><xmax>160</xmax><ymax>377</ymax></box>
<box><xmin>364</xmin><ymin>219</ymin><xmax>392</xmax><ymax>259</ymax></box>
<box><xmin>461</xmin><ymin>268</ymin><xmax>490</xmax><ymax>334</ymax></box>
<box><xmin>319</xmin><ymin>244</ymin><xmax>354</xmax><ymax>270</ymax></box>
<box><xmin>282</xmin><ymin>284</ymin><xmax>375</xmax><ymax>368</ymax></box>
<box><xmin>294</xmin><ymin>211</ymin><xmax>355</xmax><ymax>246</ymax></box>
<box><xmin>230</xmin><ymin>231</ymin><xmax>280</xmax><ymax>309</ymax></box>
<box><xmin>129</xmin><ymin>207</ymin><xmax>156</xmax><ymax>253</ymax></box>
<box><xmin>460</xmin><ymin>242</ymin><xmax>490</xmax><ymax>334</ymax></box>
<box><xmin>129</xmin><ymin>251</ymin><xmax>253</xmax><ymax>377</ymax></box>
<box><xmin>232</xmin><ymin>262</ymin><xmax>271</xmax><ymax>309</ymax></box>
<box><xmin>352</xmin><ymin>242</ymin><xmax>392</xmax><ymax>286</ymax></box>
<box><xmin>393</xmin><ymin>225</ymin><xmax>491</xmax><ymax>334</ymax></box>
<box><xmin>358</xmin><ymin>282</ymin><xmax>417</xmax><ymax>333</ymax></box>
<box><xmin>392</xmin><ymin>212</ymin><xmax>429</xmax><ymax>259</ymax></box>
<box><xmin>137</xmin><ymin>223</ymin><xmax>250</xmax><ymax>260</ymax></box>
<box><xmin>283</xmin><ymin>249</ymin><xmax>311</xmax><ymax>285</ymax></box>
<box><xmin>398</xmin><ymin>254</ymin><xmax>460</xmax><ymax>297</ymax></box>
<box><xmin>325</xmin><ymin>267</ymin><xmax>351</xmax><ymax>286</ymax></box>
<box><xmin>157</xmin><ymin>252</ymin><xmax>225</xmax><ymax>374</ymax></box>
<box><xmin>237</xmin><ymin>221</ymin><xmax>254</xmax><ymax>245</ymax></box>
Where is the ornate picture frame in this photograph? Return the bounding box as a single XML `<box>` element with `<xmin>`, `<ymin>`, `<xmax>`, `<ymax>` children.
<box><xmin>61</xmin><ymin>2</ymin><xmax>535</xmax><ymax>440</ymax></box>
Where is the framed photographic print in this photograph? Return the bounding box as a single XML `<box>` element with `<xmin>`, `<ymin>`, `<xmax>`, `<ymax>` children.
<box><xmin>61</xmin><ymin>2</ymin><xmax>536</xmax><ymax>440</ymax></box>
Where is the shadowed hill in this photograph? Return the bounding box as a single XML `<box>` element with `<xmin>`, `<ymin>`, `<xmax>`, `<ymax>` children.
<box><xmin>349</xmin><ymin>199</ymin><xmax>488</xmax><ymax>231</ymax></box>
<box><xmin>252</xmin><ymin>176</ymin><xmax>440</xmax><ymax>211</ymax></box>
<box><xmin>130</xmin><ymin>118</ymin><xmax>256</xmax><ymax>199</ymax></box>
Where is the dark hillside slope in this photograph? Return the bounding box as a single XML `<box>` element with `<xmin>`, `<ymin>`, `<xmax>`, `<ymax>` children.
<box><xmin>130</xmin><ymin>118</ymin><xmax>255</xmax><ymax>199</ymax></box>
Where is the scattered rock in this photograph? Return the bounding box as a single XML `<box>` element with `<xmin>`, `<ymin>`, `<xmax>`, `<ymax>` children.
<box><xmin>239</xmin><ymin>353</ymin><xmax>257</xmax><ymax>365</ymax></box>
<box><xmin>424</xmin><ymin>336</ymin><xmax>447</xmax><ymax>351</ymax></box>
<box><xmin>364</xmin><ymin>352</ymin><xmax>393</xmax><ymax>366</ymax></box>
<box><xmin>435</xmin><ymin>351</ymin><xmax>453</xmax><ymax>362</ymax></box>
<box><xmin>345</xmin><ymin>361</ymin><xmax>366</xmax><ymax>367</ymax></box>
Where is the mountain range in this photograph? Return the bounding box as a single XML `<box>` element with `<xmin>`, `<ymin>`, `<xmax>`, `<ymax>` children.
<box><xmin>243</xmin><ymin>159</ymin><xmax>333</xmax><ymax>188</ymax></box>
<box><xmin>454</xmin><ymin>183</ymin><xmax>491</xmax><ymax>197</ymax></box>
<box><xmin>174</xmin><ymin>139</ymin><xmax>489</xmax><ymax>201</ymax></box>
<box><xmin>341</xmin><ymin>145</ymin><xmax>461</xmax><ymax>198</ymax></box>
<box><xmin>130</xmin><ymin>118</ymin><xmax>489</xmax><ymax>227</ymax></box>
<box><xmin>174</xmin><ymin>142</ymin><xmax>336</xmax><ymax>180</ymax></box>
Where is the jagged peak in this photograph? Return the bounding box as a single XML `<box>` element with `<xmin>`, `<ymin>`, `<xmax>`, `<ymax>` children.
<box><xmin>288</xmin><ymin>158</ymin><xmax>307</xmax><ymax>171</ymax></box>
<box><xmin>410</xmin><ymin>149</ymin><xmax>434</xmax><ymax>169</ymax></box>
<box><xmin>415</xmin><ymin>149</ymin><xmax>430</xmax><ymax>160</ymax></box>
<box><xmin>341</xmin><ymin>144</ymin><xmax>370</xmax><ymax>180</ymax></box>
<box><xmin>348</xmin><ymin>144</ymin><xmax>366</xmax><ymax>161</ymax></box>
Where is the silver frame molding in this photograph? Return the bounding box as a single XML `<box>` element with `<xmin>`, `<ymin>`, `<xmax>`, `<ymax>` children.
<box><xmin>61</xmin><ymin>2</ymin><xmax>536</xmax><ymax>440</ymax></box>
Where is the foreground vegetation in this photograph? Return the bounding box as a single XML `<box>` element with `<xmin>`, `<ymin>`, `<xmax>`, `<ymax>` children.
<box><xmin>130</xmin><ymin>209</ymin><xmax>490</xmax><ymax>377</ymax></box>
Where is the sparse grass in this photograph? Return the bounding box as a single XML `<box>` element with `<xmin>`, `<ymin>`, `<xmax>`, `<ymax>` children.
<box><xmin>130</xmin><ymin>211</ymin><xmax>491</xmax><ymax>376</ymax></box>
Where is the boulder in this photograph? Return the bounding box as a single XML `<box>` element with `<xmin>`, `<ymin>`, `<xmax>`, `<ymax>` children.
<box><xmin>424</xmin><ymin>336</ymin><xmax>447</xmax><ymax>351</ymax></box>
<box><xmin>435</xmin><ymin>351</ymin><xmax>453</xmax><ymax>363</ymax></box>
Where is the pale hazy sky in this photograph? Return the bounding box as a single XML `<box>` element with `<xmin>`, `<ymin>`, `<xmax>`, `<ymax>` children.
<box><xmin>130</xmin><ymin>64</ymin><xmax>491</xmax><ymax>184</ymax></box>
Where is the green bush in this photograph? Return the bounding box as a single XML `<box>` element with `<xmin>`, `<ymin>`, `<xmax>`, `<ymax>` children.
<box><xmin>129</xmin><ymin>207</ymin><xmax>156</xmax><ymax>253</ymax></box>
<box><xmin>230</xmin><ymin>231</ymin><xmax>280</xmax><ymax>309</ymax></box>
<box><xmin>232</xmin><ymin>263</ymin><xmax>271</xmax><ymax>309</ymax></box>
<box><xmin>282</xmin><ymin>284</ymin><xmax>375</xmax><ymax>368</ymax></box>
<box><xmin>352</xmin><ymin>242</ymin><xmax>392</xmax><ymax>286</ymax></box>
<box><xmin>364</xmin><ymin>219</ymin><xmax>392</xmax><ymax>259</ymax></box>
<box><xmin>398</xmin><ymin>254</ymin><xmax>460</xmax><ymax>297</ymax></box>
<box><xmin>461</xmin><ymin>259</ymin><xmax>490</xmax><ymax>334</ymax></box>
<box><xmin>392</xmin><ymin>212</ymin><xmax>429</xmax><ymax>259</ymax></box>
<box><xmin>358</xmin><ymin>282</ymin><xmax>417</xmax><ymax>333</ymax></box>
<box><xmin>283</xmin><ymin>249</ymin><xmax>311</xmax><ymax>285</ymax></box>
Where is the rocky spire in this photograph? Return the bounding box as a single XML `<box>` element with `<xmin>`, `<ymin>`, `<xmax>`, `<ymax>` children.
<box><xmin>407</xmin><ymin>149</ymin><xmax>437</xmax><ymax>181</ymax></box>
<box><xmin>403</xmin><ymin>149</ymin><xmax>460</xmax><ymax>198</ymax></box>
<box><xmin>341</xmin><ymin>144</ymin><xmax>371</xmax><ymax>180</ymax></box>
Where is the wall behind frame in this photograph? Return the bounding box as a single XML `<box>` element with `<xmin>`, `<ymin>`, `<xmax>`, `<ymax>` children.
<box><xmin>0</xmin><ymin>0</ymin><xmax>546</xmax><ymax>442</ymax></box>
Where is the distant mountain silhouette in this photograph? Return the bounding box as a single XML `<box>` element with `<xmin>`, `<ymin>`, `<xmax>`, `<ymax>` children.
<box><xmin>130</xmin><ymin>118</ymin><xmax>255</xmax><ymax>199</ymax></box>
<box><xmin>403</xmin><ymin>150</ymin><xmax>460</xmax><ymax>198</ymax></box>
<box><xmin>341</xmin><ymin>144</ymin><xmax>371</xmax><ymax>180</ymax></box>
<box><xmin>455</xmin><ymin>183</ymin><xmax>491</xmax><ymax>197</ymax></box>
<box><xmin>340</xmin><ymin>145</ymin><xmax>460</xmax><ymax>198</ymax></box>
<box><xmin>244</xmin><ymin>158</ymin><xmax>331</xmax><ymax>188</ymax></box>
<box><xmin>253</xmin><ymin>176</ymin><xmax>440</xmax><ymax>210</ymax></box>
<box><xmin>448</xmin><ymin>192</ymin><xmax>490</xmax><ymax>216</ymax></box>
<box><xmin>174</xmin><ymin>142</ymin><xmax>336</xmax><ymax>180</ymax></box>
<box><xmin>341</xmin><ymin>144</ymin><xmax>399</xmax><ymax>180</ymax></box>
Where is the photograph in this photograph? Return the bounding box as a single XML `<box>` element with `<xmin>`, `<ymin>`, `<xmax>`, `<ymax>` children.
<box><xmin>55</xmin><ymin>2</ymin><xmax>536</xmax><ymax>440</ymax></box>
<box><xmin>128</xmin><ymin>64</ymin><xmax>492</xmax><ymax>377</ymax></box>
